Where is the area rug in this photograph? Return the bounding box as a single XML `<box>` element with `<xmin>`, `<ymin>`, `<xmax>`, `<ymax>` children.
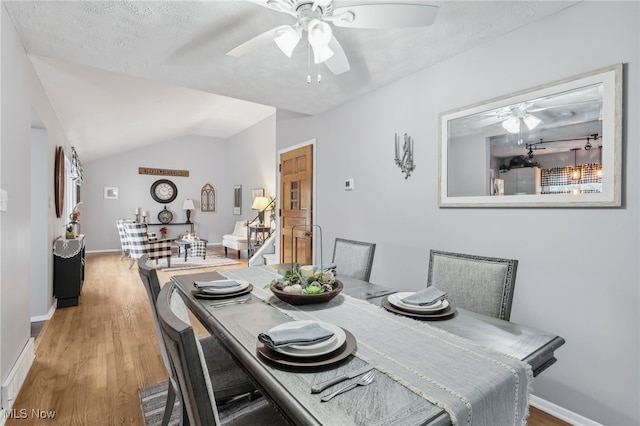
<box><xmin>138</xmin><ymin>381</ymin><xmax>180</xmax><ymax>426</ymax></box>
<box><xmin>139</xmin><ymin>381</ymin><xmax>268</xmax><ymax>425</ymax></box>
<box><xmin>160</xmin><ymin>251</ymin><xmax>239</xmax><ymax>272</ymax></box>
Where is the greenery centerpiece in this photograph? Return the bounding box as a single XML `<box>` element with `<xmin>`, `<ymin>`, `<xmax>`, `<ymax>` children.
<box><xmin>269</xmin><ymin>264</ymin><xmax>342</xmax><ymax>305</ymax></box>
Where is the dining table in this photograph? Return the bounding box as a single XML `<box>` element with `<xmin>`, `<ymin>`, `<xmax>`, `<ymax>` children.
<box><xmin>171</xmin><ymin>265</ymin><xmax>565</xmax><ymax>426</ymax></box>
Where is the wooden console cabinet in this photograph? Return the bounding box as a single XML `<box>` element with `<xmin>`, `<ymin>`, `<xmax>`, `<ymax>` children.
<box><xmin>53</xmin><ymin>235</ymin><xmax>85</xmax><ymax>307</ymax></box>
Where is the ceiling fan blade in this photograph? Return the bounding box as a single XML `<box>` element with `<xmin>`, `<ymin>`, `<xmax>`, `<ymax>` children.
<box><xmin>324</xmin><ymin>36</ymin><xmax>350</xmax><ymax>75</ymax></box>
<box><xmin>331</xmin><ymin>4</ymin><xmax>439</xmax><ymax>29</ymax></box>
<box><xmin>248</xmin><ymin>0</ymin><xmax>298</xmax><ymax>17</ymax></box>
<box><xmin>226</xmin><ymin>25</ymin><xmax>289</xmax><ymax>57</ymax></box>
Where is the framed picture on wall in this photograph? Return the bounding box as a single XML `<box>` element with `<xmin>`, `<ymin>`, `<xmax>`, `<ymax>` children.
<box><xmin>252</xmin><ymin>188</ymin><xmax>264</xmax><ymax>199</ymax></box>
<box><xmin>233</xmin><ymin>185</ymin><xmax>242</xmax><ymax>215</ymax></box>
<box><xmin>104</xmin><ymin>187</ymin><xmax>119</xmax><ymax>199</ymax></box>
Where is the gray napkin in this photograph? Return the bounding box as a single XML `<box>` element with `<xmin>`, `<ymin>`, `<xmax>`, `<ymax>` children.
<box><xmin>258</xmin><ymin>323</ymin><xmax>334</xmax><ymax>350</ymax></box>
<box><xmin>401</xmin><ymin>286</ymin><xmax>447</xmax><ymax>306</ymax></box>
<box><xmin>194</xmin><ymin>280</ymin><xmax>242</xmax><ymax>290</ymax></box>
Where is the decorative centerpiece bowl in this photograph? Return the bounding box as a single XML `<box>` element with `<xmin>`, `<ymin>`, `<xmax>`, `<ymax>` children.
<box><xmin>269</xmin><ymin>264</ymin><xmax>342</xmax><ymax>305</ymax></box>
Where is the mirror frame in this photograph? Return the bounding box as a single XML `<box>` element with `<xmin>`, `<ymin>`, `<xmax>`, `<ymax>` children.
<box><xmin>439</xmin><ymin>63</ymin><xmax>622</xmax><ymax>208</ymax></box>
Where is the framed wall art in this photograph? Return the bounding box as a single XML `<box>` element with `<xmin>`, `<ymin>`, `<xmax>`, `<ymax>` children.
<box><xmin>104</xmin><ymin>187</ymin><xmax>119</xmax><ymax>200</ymax></box>
<box><xmin>200</xmin><ymin>183</ymin><xmax>216</xmax><ymax>213</ymax></box>
<box><xmin>233</xmin><ymin>185</ymin><xmax>242</xmax><ymax>215</ymax></box>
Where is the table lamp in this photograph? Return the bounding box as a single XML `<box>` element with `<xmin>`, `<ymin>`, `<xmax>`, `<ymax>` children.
<box><xmin>183</xmin><ymin>199</ymin><xmax>195</xmax><ymax>223</ymax></box>
<box><xmin>251</xmin><ymin>196</ymin><xmax>270</xmax><ymax>225</ymax></box>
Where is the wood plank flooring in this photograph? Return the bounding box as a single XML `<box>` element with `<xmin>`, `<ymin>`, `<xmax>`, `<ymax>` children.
<box><xmin>9</xmin><ymin>248</ymin><xmax>569</xmax><ymax>425</ymax></box>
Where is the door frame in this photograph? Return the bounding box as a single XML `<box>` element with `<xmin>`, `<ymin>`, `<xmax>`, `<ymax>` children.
<box><xmin>274</xmin><ymin>138</ymin><xmax>317</xmax><ymax>264</ymax></box>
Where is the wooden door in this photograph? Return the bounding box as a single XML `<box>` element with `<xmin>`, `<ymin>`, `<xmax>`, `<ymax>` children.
<box><xmin>280</xmin><ymin>144</ymin><xmax>313</xmax><ymax>265</ymax></box>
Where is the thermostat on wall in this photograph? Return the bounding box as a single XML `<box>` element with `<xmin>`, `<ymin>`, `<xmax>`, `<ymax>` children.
<box><xmin>344</xmin><ymin>179</ymin><xmax>354</xmax><ymax>191</ymax></box>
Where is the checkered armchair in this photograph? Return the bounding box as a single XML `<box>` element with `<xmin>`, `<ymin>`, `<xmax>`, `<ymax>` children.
<box><xmin>124</xmin><ymin>222</ymin><xmax>172</xmax><ymax>269</ymax></box>
<box><xmin>115</xmin><ymin>219</ymin><xmax>133</xmax><ymax>260</ymax></box>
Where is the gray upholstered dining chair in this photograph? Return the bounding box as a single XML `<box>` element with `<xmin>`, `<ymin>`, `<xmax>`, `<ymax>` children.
<box><xmin>427</xmin><ymin>250</ymin><xmax>518</xmax><ymax>321</ymax></box>
<box><xmin>155</xmin><ymin>281</ymin><xmax>289</xmax><ymax>426</ymax></box>
<box><xmin>137</xmin><ymin>255</ymin><xmax>258</xmax><ymax>426</ymax></box>
<box><xmin>332</xmin><ymin>238</ymin><xmax>376</xmax><ymax>282</ymax></box>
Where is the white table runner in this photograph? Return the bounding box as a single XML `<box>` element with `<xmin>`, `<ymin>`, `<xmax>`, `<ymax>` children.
<box><xmin>221</xmin><ymin>266</ymin><xmax>532</xmax><ymax>426</ymax></box>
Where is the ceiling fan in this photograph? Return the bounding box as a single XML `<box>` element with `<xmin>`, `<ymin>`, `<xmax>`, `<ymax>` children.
<box><xmin>226</xmin><ymin>0</ymin><xmax>439</xmax><ymax>77</ymax></box>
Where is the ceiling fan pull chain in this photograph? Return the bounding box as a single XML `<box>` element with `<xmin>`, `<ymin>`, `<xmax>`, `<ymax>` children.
<box><xmin>307</xmin><ymin>42</ymin><xmax>312</xmax><ymax>84</ymax></box>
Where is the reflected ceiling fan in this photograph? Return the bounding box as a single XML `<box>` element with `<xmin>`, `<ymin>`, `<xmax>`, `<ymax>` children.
<box><xmin>226</xmin><ymin>0</ymin><xmax>439</xmax><ymax>79</ymax></box>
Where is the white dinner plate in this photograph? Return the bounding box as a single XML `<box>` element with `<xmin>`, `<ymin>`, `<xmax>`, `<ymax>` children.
<box><xmin>268</xmin><ymin>321</ymin><xmax>346</xmax><ymax>358</ymax></box>
<box><xmin>388</xmin><ymin>292</ymin><xmax>449</xmax><ymax>314</ymax></box>
<box><xmin>196</xmin><ymin>280</ymin><xmax>249</xmax><ymax>295</ymax></box>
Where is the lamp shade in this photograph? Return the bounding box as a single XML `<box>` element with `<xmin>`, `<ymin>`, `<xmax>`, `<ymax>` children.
<box><xmin>251</xmin><ymin>196</ymin><xmax>270</xmax><ymax>210</ymax></box>
<box><xmin>183</xmin><ymin>199</ymin><xmax>195</xmax><ymax>210</ymax></box>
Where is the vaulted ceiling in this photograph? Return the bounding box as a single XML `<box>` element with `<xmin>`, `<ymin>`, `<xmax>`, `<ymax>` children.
<box><xmin>4</xmin><ymin>1</ymin><xmax>579</xmax><ymax>161</ymax></box>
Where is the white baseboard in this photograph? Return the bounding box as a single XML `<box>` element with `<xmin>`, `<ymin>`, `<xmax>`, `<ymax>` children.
<box><xmin>1</xmin><ymin>338</ymin><xmax>35</xmax><ymax>421</ymax></box>
<box><xmin>530</xmin><ymin>395</ymin><xmax>604</xmax><ymax>426</ymax></box>
<box><xmin>30</xmin><ymin>301</ymin><xmax>56</xmax><ymax>322</ymax></box>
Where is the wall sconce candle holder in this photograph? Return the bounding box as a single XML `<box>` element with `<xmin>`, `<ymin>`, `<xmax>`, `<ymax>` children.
<box><xmin>394</xmin><ymin>133</ymin><xmax>416</xmax><ymax>179</ymax></box>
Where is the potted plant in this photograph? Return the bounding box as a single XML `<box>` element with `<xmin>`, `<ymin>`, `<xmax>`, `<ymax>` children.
<box><xmin>65</xmin><ymin>224</ymin><xmax>76</xmax><ymax>239</ymax></box>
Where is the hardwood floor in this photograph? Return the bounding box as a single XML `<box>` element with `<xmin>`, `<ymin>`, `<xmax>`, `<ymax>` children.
<box><xmin>9</xmin><ymin>248</ymin><xmax>569</xmax><ymax>425</ymax></box>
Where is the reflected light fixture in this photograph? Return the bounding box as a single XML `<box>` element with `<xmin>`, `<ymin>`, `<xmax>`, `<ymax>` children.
<box><xmin>183</xmin><ymin>199</ymin><xmax>195</xmax><ymax>223</ymax></box>
<box><xmin>570</xmin><ymin>148</ymin><xmax>582</xmax><ymax>181</ymax></box>
<box><xmin>502</xmin><ymin>114</ymin><xmax>541</xmax><ymax>134</ymax></box>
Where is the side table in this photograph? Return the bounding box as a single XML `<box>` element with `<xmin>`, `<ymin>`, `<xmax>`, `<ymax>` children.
<box><xmin>173</xmin><ymin>239</ymin><xmax>208</xmax><ymax>261</ymax></box>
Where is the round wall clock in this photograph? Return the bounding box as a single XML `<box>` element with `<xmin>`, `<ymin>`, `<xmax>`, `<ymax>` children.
<box><xmin>150</xmin><ymin>179</ymin><xmax>177</xmax><ymax>203</ymax></box>
<box><xmin>158</xmin><ymin>207</ymin><xmax>174</xmax><ymax>224</ymax></box>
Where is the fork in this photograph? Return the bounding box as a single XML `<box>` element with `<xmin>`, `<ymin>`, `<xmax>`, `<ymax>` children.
<box><xmin>208</xmin><ymin>297</ymin><xmax>250</xmax><ymax>308</ymax></box>
<box><xmin>320</xmin><ymin>370</ymin><xmax>376</xmax><ymax>402</ymax></box>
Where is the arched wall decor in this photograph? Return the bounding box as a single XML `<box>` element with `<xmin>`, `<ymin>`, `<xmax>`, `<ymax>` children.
<box><xmin>200</xmin><ymin>183</ymin><xmax>216</xmax><ymax>213</ymax></box>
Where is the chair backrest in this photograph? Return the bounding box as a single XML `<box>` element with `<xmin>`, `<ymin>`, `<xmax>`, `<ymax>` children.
<box><xmin>232</xmin><ymin>221</ymin><xmax>248</xmax><ymax>237</ymax></box>
<box><xmin>332</xmin><ymin>238</ymin><xmax>376</xmax><ymax>282</ymax></box>
<box><xmin>427</xmin><ymin>250</ymin><xmax>518</xmax><ymax>321</ymax></box>
<box><xmin>124</xmin><ymin>222</ymin><xmax>150</xmax><ymax>260</ymax></box>
<box><xmin>156</xmin><ymin>282</ymin><xmax>221</xmax><ymax>426</ymax></box>
<box><xmin>116</xmin><ymin>220</ymin><xmax>131</xmax><ymax>251</ymax></box>
<box><xmin>137</xmin><ymin>255</ymin><xmax>172</xmax><ymax>373</ymax></box>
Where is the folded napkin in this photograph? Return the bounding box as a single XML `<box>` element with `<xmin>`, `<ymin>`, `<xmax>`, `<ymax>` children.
<box><xmin>258</xmin><ymin>323</ymin><xmax>334</xmax><ymax>350</ymax></box>
<box><xmin>193</xmin><ymin>280</ymin><xmax>242</xmax><ymax>290</ymax></box>
<box><xmin>401</xmin><ymin>286</ymin><xmax>447</xmax><ymax>306</ymax></box>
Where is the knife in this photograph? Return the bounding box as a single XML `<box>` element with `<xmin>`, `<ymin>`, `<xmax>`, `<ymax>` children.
<box><xmin>311</xmin><ymin>365</ymin><xmax>374</xmax><ymax>394</ymax></box>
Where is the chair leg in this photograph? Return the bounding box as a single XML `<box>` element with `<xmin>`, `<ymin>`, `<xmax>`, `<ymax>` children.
<box><xmin>237</xmin><ymin>250</ymin><xmax>241</xmax><ymax>259</ymax></box>
<box><xmin>129</xmin><ymin>258</ymin><xmax>135</xmax><ymax>269</ymax></box>
<box><xmin>167</xmin><ymin>257</ymin><xmax>171</xmax><ymax>268</ymax></box>
<box><xmin>120</xmin><ymin>251</ymin><xmax>126</xmax><ymax>261</ymax></box>
<box><xmin>224</xmin><ymin>247</ymin><xmax>228</xmax><ymax>256</ymax></box>
<box><xmin>161</xmin><ymin>383</ymin><xmax>177</xmax><ymax>426</ymax></box>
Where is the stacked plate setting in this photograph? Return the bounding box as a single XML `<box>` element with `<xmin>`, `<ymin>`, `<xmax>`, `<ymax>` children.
<box><xmin>192</xmin><ymin>279</ymin><xmax>252</xmax><ymax>299</ymax></box>
<box><xmin>387</xmin><ymin>292</ymin><xmax>450</xmax><ymax>314</ymax></box>
<box><xmin>266</xmin><ymin>320</ymin><xmax>347</xmax><ymax>359</ymax></box>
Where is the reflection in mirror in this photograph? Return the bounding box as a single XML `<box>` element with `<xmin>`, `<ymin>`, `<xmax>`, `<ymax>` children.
<box><xmin>439</xmin><ymin>64</ymin><xmax>622</xmax><ymax>207</ymax></box>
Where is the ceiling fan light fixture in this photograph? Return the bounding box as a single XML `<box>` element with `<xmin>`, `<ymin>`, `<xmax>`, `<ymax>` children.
<box><xmin>308</xmin><ymin>19</ymin><xmax>334</xmax><ymax>63</ymax></box>
<box><xmin>502</xmin><ymin>116</ymin><xmax>520</xmax><ymax>134</ymax></box>
<box><xmin>274</xmin><ymin>26</ymin><xmax>301</xmax><ymax>57</ymax></box>
<box><xmin>523</xmin><ymin>114</ymin><xmax>541</xmax><ymax>130</ymax></box>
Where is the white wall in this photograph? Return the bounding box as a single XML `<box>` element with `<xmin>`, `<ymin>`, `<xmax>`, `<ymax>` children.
<box><xmin>82</xmin><ymin>114</ymin><xmax>276</xmax><ymax>251</ymax></box>
<box><xmin>276</xmin><ymin>2</ymin><xmax>639</xmax><ymax>424</ymax></box>
<box><xmin>30</xmin><ymin>127</ymin><xmax>54</xmax><ymax>318</ymax></box>
<box><xmin>1</xmin><ymin>3</ymin><xmax>32</xmax><ymax>385</ymax></box>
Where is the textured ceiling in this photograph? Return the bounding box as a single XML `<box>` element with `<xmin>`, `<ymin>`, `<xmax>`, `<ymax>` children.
<box><xmin>4</xmin><ymin>1</ymin><xmax>579</xmax><ymax>161</ymax></box>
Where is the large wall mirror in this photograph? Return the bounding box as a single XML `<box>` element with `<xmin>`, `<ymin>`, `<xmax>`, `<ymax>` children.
<box><xmin>439</xmin><ymin>63</ymin><xmax>622</xmax><ymax>207</ymax></box>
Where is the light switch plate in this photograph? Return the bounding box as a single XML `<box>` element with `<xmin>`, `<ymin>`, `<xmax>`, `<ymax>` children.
<box><xmin>0</xmin><ymin>189</ymin><xmax>7</xmax><ymax>212</ymax></box>
<box><xmin>344</xmin><ymin>179</ymin><xmax>354</xmax><ymax>191</ymax></box>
